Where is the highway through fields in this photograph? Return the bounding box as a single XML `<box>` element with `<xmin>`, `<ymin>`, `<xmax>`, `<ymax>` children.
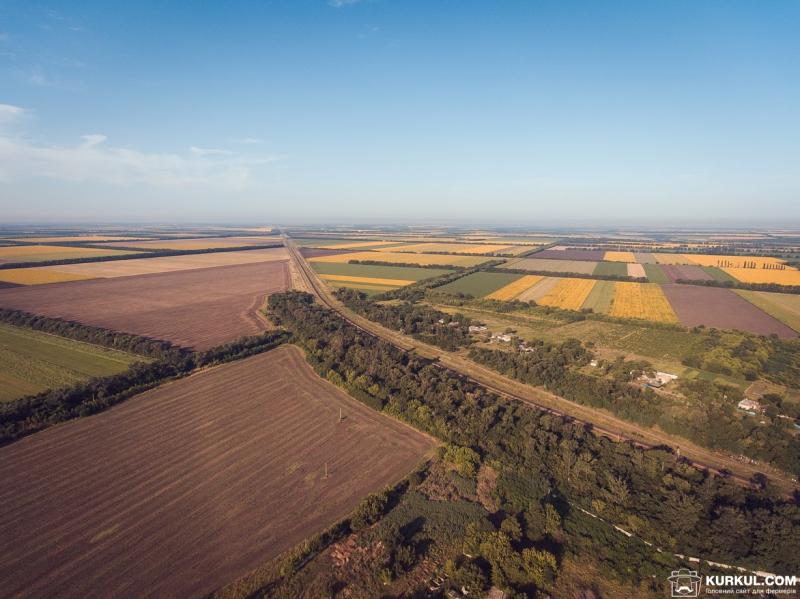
<box><xmin>283</xmin><ymin>236</ymin><xmax>798</xmax><ymax>495</ymax></box>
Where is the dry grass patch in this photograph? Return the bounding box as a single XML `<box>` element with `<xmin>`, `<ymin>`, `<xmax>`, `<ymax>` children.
<box><xmin>603</xmin><ymin>251</ymin><xmax>636</xmax><ymax>263</ymax></box>
<box><xmin>0</xmin><ymin>269</ymin><xmax>94</xmax><ymax>285</ymax></box>
<box><xmin>722</xmin><ymin>267</ymin><xmax>800</xmax><ymax>286</ymax></box>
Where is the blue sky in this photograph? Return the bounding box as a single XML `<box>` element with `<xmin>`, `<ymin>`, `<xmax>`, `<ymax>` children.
<box><xmin>0</xmin><ymin>0</ymin><xmax>798</xmax><ymax>225</ymax></box>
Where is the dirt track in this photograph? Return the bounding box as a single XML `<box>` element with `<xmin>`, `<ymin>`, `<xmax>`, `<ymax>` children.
<box><xmin>0</xmin><ymin>260</ymin><xmax>290</xmax><ymax>350</ymax></box>
<box><xmin>0</xmin><ymin>345</ymin><xmax>434</xmax><ymax>598</ymax></box>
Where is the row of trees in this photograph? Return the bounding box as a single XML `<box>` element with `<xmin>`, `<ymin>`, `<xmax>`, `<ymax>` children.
<box><xmin>0</xmin><ymin>308</ymin><xmax>185</xmax><ymax>359</ymax></box>
<box><xmin>267</xmin><ymin>291</ymin><xmax>800</xmax><ymax>579</ymax></box>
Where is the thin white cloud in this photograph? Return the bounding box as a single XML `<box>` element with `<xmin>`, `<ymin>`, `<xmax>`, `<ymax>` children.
<box><xmin>329</xmin><ymin>0</ymin><xmax>365</xmax><ymax>7</ymax></box>
<box><xmin>0</xmin><ymin>132</ymin><xmax>281</xmax><ymax>190</ymax></box>
<box><xmin>189</xmin><ymin>146</ymin><xmax>231</xmax><ymax>157</ymax></box>
<box><xmin>82</xmin><ymin>134</ymin><xmax>107</xmax><ymax>147</ymax></box>
<box><xmin>0</xmin><ymin>104</ymin><xmax>27</xmax><ymax>125</ymax></box>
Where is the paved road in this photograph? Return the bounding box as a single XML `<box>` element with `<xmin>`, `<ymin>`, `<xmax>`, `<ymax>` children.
<box><xmin>283</xmin><ymin>236</ymin><xmax>798</xmax><ymax>495</ymax></box>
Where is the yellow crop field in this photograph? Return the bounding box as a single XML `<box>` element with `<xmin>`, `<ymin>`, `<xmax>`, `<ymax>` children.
<box><xmin>320</xmin><ymin>241</ymin><xmax>395</xmax><ymax>250</ymax></box>
<box><xmin>309</xmin><ymin>251</ymin><xmax>488</xmax><ymax>267</ymax></box>
<box><xmin>538</xmin><ymin>278</ymin><xmax>596</xmax><ymax>311</ymax></box>
<box><xmin>377</xmin><ymin>242</ymin><xmax>512</xmax><ymax>255</ymax></box>
<box><xmin>603</xmin><ymin>251</ymin><xmax>636</xmax><ymax>263</ymax></box>
<box><xmin>723</xmin><ymin>267</ymin><xmax>800</xmax><ymax>286</ymax></box>
<box><xmin>318</xmin><ymin>274</ymin><xmax>414</xmax><ymax>287</ymax></box>
<box><xmin>0</xmin><ymin>269</ymin><xmax>94</xmax><ymax>285</ymax></box>
<box><xmin>486</xmin><ymin>275</ymin><xmax>544</xmax><ymax>301</ymax></box>
<box><xmin>610</xmin><ymin>282</ymin><xmax>678</xmax><ymax>323</ymax></box>
<box><xmin>685</xmin><ymin>255</ymin><xmax>785</xmax><ymax>268</ymax></box>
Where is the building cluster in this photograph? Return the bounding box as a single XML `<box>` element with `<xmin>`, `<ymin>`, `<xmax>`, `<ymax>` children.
<box><xmin>636</xmin><ymin>371</ymin><xmax>678</xmax><ymax>388</ymax></box>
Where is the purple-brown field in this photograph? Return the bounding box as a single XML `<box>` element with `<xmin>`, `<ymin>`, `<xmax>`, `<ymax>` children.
<box><xmin>661</xmin><ymin>284</ymin><xmax>797</xmax><ymax>338</ymax></box>
<box><xmin>0</xmin><ymin>261</ymin><xmax>290</xmax><ymax>349</ymax></box>
<box><xmin>660</xmin><ymin>264</ymin><xmax>714</xmax><ymax>283</ymax></box>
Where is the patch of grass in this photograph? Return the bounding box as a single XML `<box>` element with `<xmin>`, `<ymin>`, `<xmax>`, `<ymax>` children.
<box><xmin>582</xmin><ymin>280</ymin><xmax>616</xmax><ymax>313</ymax></box>
<box><xmin>593</xmin><ymin>261</ymin><xmax>628</xmax><ymax>277</ymax></box>
<box><xmin>643</xmin><ymin>263</ymin><xmax>669</xmax><ymax>284</ymax></box>
<box><xmin>0</xmin><ymin>323</ymin><xmax>146</xmax><ymax>402</ymax></box>
<box><xmin>436</xmin><ymin>272</ymin><xmax>523</xmax><ymax>298</ymax></box>
<box><xmin>703</xmin><ymin>266</ymin><xmax>738</xmax><ymax>283</ymax></box>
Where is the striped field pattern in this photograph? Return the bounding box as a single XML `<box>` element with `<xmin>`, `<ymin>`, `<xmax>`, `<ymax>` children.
<box><xmin>485</xmin><ymin>275</ymin><xmax>544</xmax><ymax>300</ymax></box>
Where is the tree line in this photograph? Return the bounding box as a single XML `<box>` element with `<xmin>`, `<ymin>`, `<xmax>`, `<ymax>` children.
<box><xmin>0</xmin><ymin>308</ymin><xmax>185</xmax><ymax>359</ymax></box>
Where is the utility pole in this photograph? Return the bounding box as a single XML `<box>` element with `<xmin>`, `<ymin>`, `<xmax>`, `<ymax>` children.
<box><xmin>339</xmin><ymin>407</ymin><xmax>343</xmax><ymax>423</ymax></box>
<box><xmin>324</xmin><ymin>462</ymin><xmax>329</xmax><ymax>479</ymax></box>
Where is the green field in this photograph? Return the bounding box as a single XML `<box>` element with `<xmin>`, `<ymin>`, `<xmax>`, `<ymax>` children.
<box><xmin>592</xmin><ymin>261</ymin><xmax>628</xmax><ymax>277</ymax></box>
<box><xmin>643</xmin><ymin>263</ymin><xmax>669</xmax><ymax>283</ymax></box>
<box><xmin>735</xmin><ymin>290</ymin><xmax>800</xmax><ymax>332</ymax></box>
<box><xmin>311</xmin><ymin>262</ymin><xmax>452</xmax><ymax>281</ymax></box>
<box><xmin>0</xmin><ymin>323</ymin><xmax>146</xmax><ymax>402</ymax></box>
<box><xmin>436</xmin><ymin>271</ymin><xmax>522</xmax><ymax>298</ymax></box>
<box><xmin>703</xmin><ymin>266</ymin><xmax>738</xmax><ymax>282</ymax></box>
<box><xmin>581</xmin><ymin>280</ymin><xmax>616</xmax><ymax>313</ymax></box>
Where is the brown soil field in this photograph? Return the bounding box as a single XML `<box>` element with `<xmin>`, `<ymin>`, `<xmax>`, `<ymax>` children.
<box><xmin>660</xmin><ymin>264</ymin><xmax>713</xmax><ymax>282</ymax></box>
<box><xmin>661</xmin><ymin>284</ymin><xmax>797</xmax><ymax>338</ymax></box>
<box><xmin>0</xmin><ymin>261</ymin><xmax>291</xmax><ymax>350</ymax></box>
<box><xmin>0</xmin><ymin>345</ymin><xmax>435</xmax><ymax>599</ymax></box>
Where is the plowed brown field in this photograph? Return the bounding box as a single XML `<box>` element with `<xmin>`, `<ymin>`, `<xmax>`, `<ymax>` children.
<box><xmin>0</xmin><ymin>261</ymin><xmax>290</xmax><ymax>350</ymax></box>
<box><xmin>0</xmin><ymin>345</ymin><xmax>434</xmax><ymax>599</ymax></box>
